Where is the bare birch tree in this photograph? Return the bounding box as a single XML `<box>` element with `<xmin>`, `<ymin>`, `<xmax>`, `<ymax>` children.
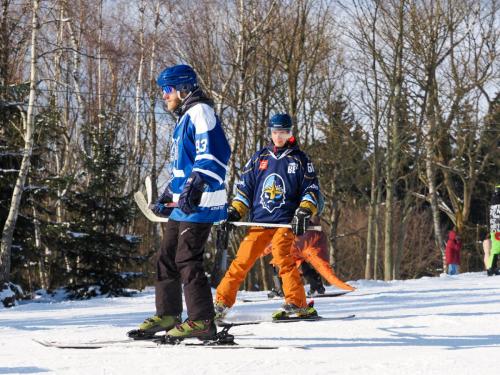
<box><xmin>1</xmin><ymin>0</ymin><xmax>39</xmax><ymax>284</ymax></box>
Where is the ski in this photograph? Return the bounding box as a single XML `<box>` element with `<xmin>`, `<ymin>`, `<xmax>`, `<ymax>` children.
<box><xmin>152</xmin><ymin>324</ymin><xmax>305</xmax><ymax>349</ymax></box>
<box><xmin>33</xmin><ymin>323</ymin><xmax>300</xmax><ymax>350</ymax></box>
<box><xmin>34</xmin><ymin>330</ymin><xmax>259</xmax><ymax>349</ymax></box>
<box><xmin>33</xmin><ymin>338</ymin><xmax>143</xmax><ymax>349</ymax></box>
<box><xmin>33</xmin><ymin>338</ymin><xmax>297</xmax><ymax>350</ymax></box>
<box><xmin>126</xmin><ymin>327</ymin><xmax>255</xmax><ymax>341</ymax></box>
<box><xmin>272</xmin><ymin>314</ymin><xmax>355</xmax><ymax>323</ymax></box>
<box><xmin>33</xmin><ymin>336</ymin><xmax>298</xmax><ymax>350</ymax></box>
<box><xmin>240</xmin><ymin>291</ymin><xmax>350</xmax><ymax>303</ymax></box>
<box><xmin>33</xmin><ymin>316</ymin><xmax>352</xmax><ymax>349</ymax></box>
<box><xmin>218</xmin><ymin>314</ymin><xmax>355</xmax><ymax>325</ymax></box>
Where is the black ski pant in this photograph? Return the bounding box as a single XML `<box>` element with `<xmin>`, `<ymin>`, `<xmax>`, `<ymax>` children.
<box><xmin>301</xmin><ymin>262</ymin><xmax>324</xmax><ymax>292</ymax></box>
<box><xmin>155</xmin><ymin>220</ymin><xmax>214</xmax><ymax>321</ymax></box>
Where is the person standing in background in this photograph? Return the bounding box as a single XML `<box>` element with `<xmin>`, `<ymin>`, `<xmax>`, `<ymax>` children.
<box><xmin>445</xmin><ymin>228</ymin><xmax>462</xmax><ymax>275</ymax></box>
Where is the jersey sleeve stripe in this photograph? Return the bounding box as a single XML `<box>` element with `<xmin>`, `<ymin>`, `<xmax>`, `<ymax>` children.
<box><xmin>172</xmin><ymin>190</ymin><xmax>227</xmax><ymax>207</ymax></box>
<box><xmin>195</xmin><ymin>154</ymin><xmax>229</xmax><ymax>171</ymax></box>
<box><xmin>173</xmin><ymin>169</ymin><xmax>186</xmax><ymax>177</ymax></box>
<box><xmin>193</xmin><ymin>167</ymin><xmax>224</xmax><ymax>185</ymax></box>
<box><xmin>302</xmin><ymin>195</ymin><xmax>317</xmax><ymax>205</ymax></box>
<box><xmin>234</xmin><ymin>195</ymin><xmax>250</xmax><ymax>207</ymax></box>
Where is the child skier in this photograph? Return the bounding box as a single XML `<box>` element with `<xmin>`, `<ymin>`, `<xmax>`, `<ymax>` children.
<box><xmin>215</xmin><ymin>113</ymin><xmax>321</xmax><ymax>320</ymax></box>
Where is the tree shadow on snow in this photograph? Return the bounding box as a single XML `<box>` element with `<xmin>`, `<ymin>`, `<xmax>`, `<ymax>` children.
<box><xmin>318</xmin><ymin>290</ymin><xmax>500</xmax><ymax>318</ymax></box>
<box><xmin>0</xmin><ymin>310</ymin><xmax>152</xmax><ymax>331</ymax></box>
<box><xmin>259</xmin><ymin>325</ymin><xmax>500</xmax><ymax>351</ymax></box>
<box><xmin>0</xmin><ymin>367</ymin><xmax>51</xmax><ymax>374</ymax></box>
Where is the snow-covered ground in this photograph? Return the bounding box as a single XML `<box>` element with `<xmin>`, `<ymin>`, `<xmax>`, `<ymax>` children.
<box><xmin>1</xmin><ymin>272</ymin><xmax>499</xmax><ymax>375</ymax></box>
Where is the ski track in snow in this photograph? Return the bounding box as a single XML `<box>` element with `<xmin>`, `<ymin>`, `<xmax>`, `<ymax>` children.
<box><xmin>1</xmin><ymin>273</ymin><xmax>499</xmax><ymax>374</ymax></box>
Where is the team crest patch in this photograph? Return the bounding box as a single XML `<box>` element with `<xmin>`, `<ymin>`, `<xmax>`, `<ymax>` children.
<box><xmin>260</xmin><ymin>173</ymin><xmax>286</xmax><ymax>213</ymax></box>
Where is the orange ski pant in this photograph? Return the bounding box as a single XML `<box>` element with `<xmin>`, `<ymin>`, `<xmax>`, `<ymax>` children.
<box><xmin>216</xmin><ymin>227</ymin><xmax>307</xmax><ymax>308</ymax></box>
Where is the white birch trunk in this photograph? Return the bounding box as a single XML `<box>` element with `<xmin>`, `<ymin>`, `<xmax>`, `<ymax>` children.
<box><xmin>0</xmin><ymin>0</ymin><xmax>39</xmax><ymax>283</ymax></box>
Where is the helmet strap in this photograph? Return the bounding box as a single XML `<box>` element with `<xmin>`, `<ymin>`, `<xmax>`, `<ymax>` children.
<box><xmin>177</xmin><ymin>89</ymin><xmax>193</xmax><ymax>103</ymax></box>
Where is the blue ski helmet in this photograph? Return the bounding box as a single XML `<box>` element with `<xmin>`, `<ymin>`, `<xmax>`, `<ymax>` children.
<box><xmin>268</xmin><ymin>113</ymin><xmax>292</xmax><ymax>131</ymax></box>
<box><xmin>157</xmin><ymin>64</ymin><xmax>198</xmax><ymax>93</ymax></box>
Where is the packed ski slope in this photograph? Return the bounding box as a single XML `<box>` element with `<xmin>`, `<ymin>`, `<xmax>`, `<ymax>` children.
<box><xmin>1</xmin><ymin>272</ymin><xmax>499</xmax><ymax>375</ymax></box>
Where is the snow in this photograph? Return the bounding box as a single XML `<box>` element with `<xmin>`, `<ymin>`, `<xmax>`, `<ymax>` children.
<box><xmin>0</xmin><ymin>287</ymin><xmax>15</xmax><ymax>302</ymax></box>
<box><xmin>1</xmin><ymin>272</ymin><xmax>500</xmax><ymax>375</ymax></box>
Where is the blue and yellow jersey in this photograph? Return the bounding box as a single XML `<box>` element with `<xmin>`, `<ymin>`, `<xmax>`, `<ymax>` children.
<box><xmin>232</xmin><ymin>143</ymin><xmax>320</xmax><ymax>224</ymax></box>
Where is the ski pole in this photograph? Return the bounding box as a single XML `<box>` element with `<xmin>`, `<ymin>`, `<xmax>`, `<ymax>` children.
<box><xmin>147</xmin><ymin>203</ymin><xmax>322</xmax><ymax>231</ymax></box>
<box><xmin>229</xmin><ymin>221</ymin><xmax>322</xmax><ymax>231</ymax></box>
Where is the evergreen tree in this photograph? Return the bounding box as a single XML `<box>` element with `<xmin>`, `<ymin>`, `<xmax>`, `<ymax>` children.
<box><xmin>304</xmin><ymin>97</ymin><xmax>369</xmax><ymax>279</ymax></box>
<box><xmin>62</xmin><ymin>119</ymin><xmax>145</xmax><ymax>298</ymax></box>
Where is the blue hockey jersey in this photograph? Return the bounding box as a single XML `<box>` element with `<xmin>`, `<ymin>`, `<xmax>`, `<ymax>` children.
<box><xmin>167</xmin><ymin>91</ymin><xmax>231</xmax><ymax>223</ymax></box>
<box><xmin>233</xmin><ymin>142</ymin><xmax>320</xmax><ymax>224</ymax></box>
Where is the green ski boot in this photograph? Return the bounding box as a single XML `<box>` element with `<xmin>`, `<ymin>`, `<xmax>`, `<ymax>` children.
<box><xmin>128</xmin><ymin>314</ymin><xmax>181</xmax><ymax>339</ymax></box>
<box><xmin>272</xmin><ymin>302</ymin><xmax>318</xmax><ymax>321</ymax></box>
<box><xmin>166</xmin><ymin>319</ymin><xmax>217</xmax><ymax>339</ymax></box>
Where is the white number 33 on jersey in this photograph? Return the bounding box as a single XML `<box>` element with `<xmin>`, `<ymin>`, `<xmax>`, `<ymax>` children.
<box><xmin>196</xmin><ymin>139</ymin><xmax>208</xmax><ymax>153</ymax></box>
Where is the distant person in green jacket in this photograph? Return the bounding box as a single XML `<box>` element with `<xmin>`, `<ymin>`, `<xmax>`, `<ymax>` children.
<box><xmin>483</xmin><ymin>185</ymin><xmax>500</xmax><ymax>276</ymax></box>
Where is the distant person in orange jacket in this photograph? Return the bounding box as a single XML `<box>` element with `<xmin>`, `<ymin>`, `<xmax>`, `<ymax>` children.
<box><xmin>265</xmin><ymin>215</ymin><xmax>355</xmax><ymax>297</ymax></box>
<box><xmin>445</xmin><ymin>229</ymin><xmax>462</xmax><ymax>275</ymax></box>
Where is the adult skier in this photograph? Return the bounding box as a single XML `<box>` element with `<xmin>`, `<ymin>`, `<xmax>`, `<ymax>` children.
<box><xmin>215</xmin><ymin>113</ymin><xmax>321</xmax><ymax>320</ymax></box>
<box><xmin>132</xmin><ymin>64</ymin><xmax>231</xmax><ymax>339</ymax></box>
<box><xmin>484</xmin><ymin>185</ymin><xmax>500</xmax><ymax>276</ymax></box>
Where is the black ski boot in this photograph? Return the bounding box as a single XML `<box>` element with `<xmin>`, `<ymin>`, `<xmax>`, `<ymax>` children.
<box><xmin>487</xmin><ymin>267</ymin><xmax>500</xmax><ymax>276</ymax></box>
<box><xmin>267</xmin><ymin>288</ymin><xmax>284</xmax><ymax>298</ymax></box>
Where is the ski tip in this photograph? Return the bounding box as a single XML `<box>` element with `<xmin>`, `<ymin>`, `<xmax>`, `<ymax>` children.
<box><xmin>33</xmin><ymin>339</ymin><xmax>103</xmax><ymax>349</ymax></box>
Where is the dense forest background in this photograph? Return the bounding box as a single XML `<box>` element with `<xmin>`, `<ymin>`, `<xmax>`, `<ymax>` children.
<box><xmin>1</xmin><ymin>0</ymin><xmax>499</xmax><ymax>302</ymax></box>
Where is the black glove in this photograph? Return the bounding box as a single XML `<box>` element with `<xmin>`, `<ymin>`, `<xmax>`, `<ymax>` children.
<box><xmin>151</xmin><ymin>202</ymin><xmax>173</xmax><ymax>217</ymax></box>
<box><xmin>157</xmin><ymin>187</ymin><xmax>173</xmax><ymax>204</ymax></box>
<box><xmin>291</xmin><ymin>207</ymin><xmax>312</xmax><ymax>236</ymax></box>
<box><xmin>151</xmin><ymin>187</ymin><xmax>174</xmax><ymax>217</ymax></box>
<box><xmin>178</xmin><ymin>172</ymin><xmax>206</xmax><ymax>214</ymax></box>
<box><xmin>227</xmin><ymin>205</ymin><xmax>241</xmax><ymax>222</ymax></box>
